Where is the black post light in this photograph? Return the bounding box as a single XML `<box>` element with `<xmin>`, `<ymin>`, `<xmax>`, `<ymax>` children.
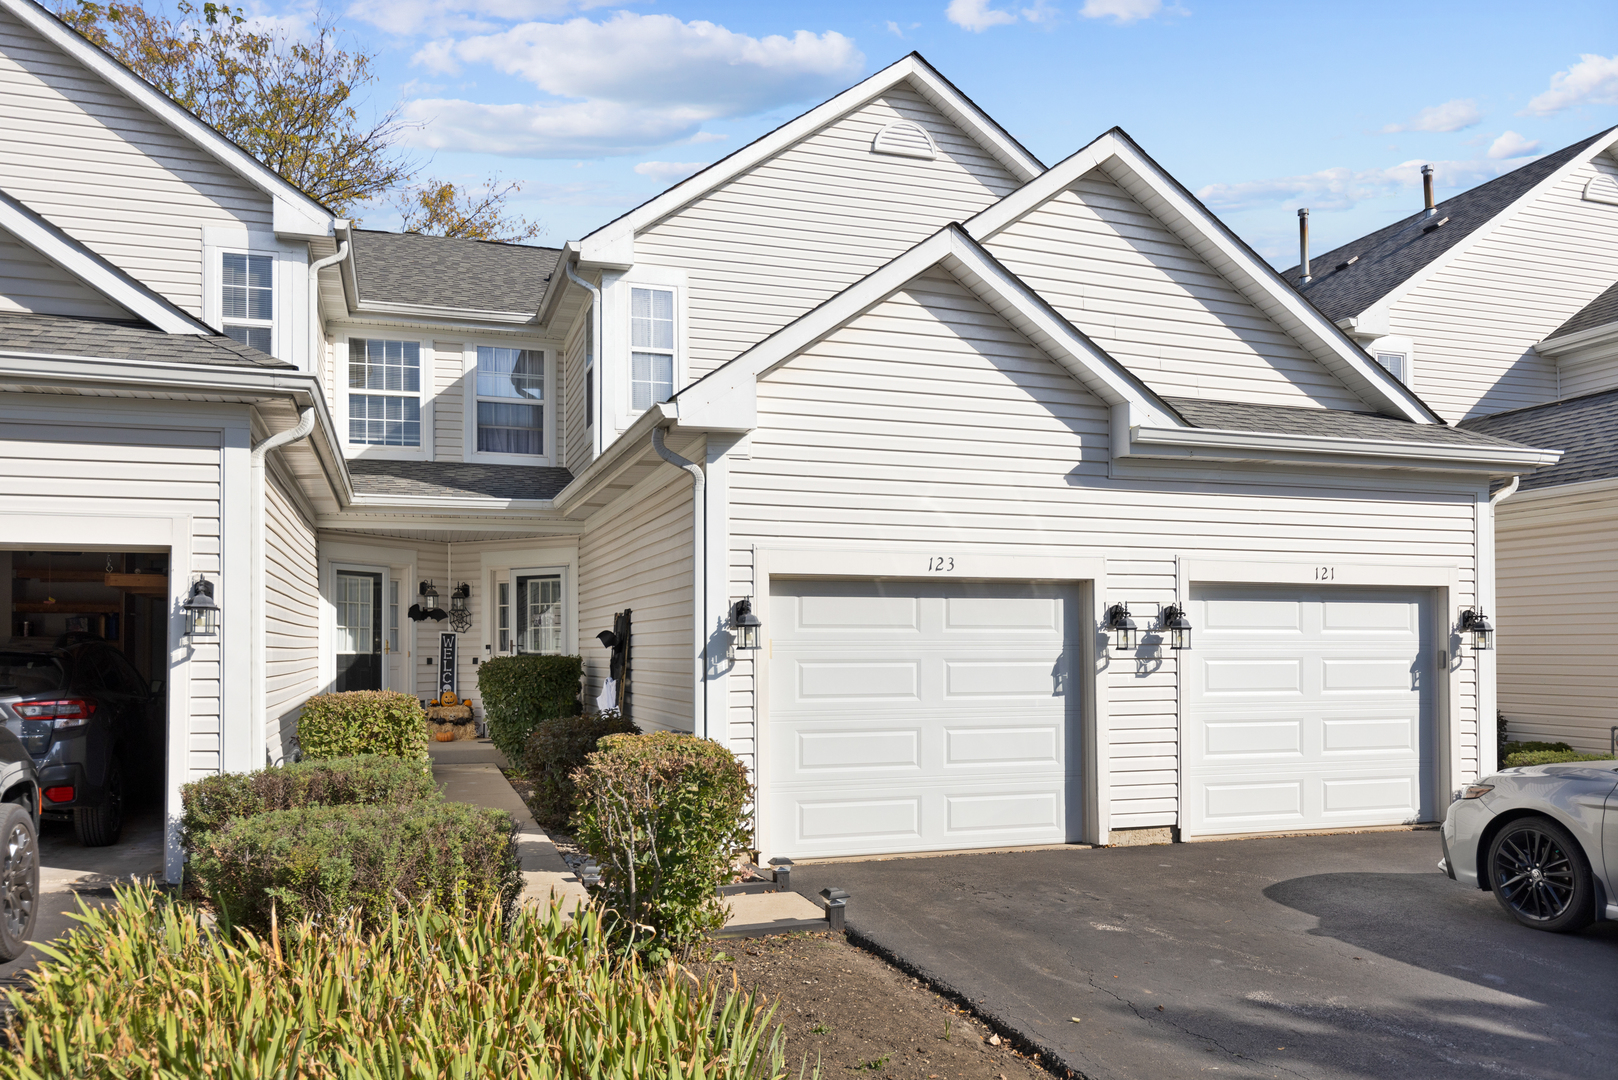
<box><xmin>1161</xmin><ymin>603</ymin><xmax>1193</xmax><ymax>650</ymax></box>
<box><xmin>1102</xmin><ymin>602</ymin><xmax>1137</xmax><ymax>651</ymax></box>
<box><xmin>731</xmin><ymin>598</ymin><xmax>762</xmax><ymax>651</ymax></box>
<box><xmin>1458</xmin><ymin>609</ymin><xmax>1494</xmax><ymax>651</ymax></box>
<box><xmin>449</xmin><ymin>583</ymin><xmax>471</xmax><ymax>633</ymax></box>
<box><xmin>183</xmin><ymin>578</ymin><xmax>219</xmax><ymax>638</ymax></box>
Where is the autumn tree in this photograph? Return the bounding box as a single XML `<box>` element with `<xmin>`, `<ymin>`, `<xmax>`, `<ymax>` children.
<box><xmin>394</xmin><ymin>177</ymin><xmax>544</xmax><ymax>244</ymax></box>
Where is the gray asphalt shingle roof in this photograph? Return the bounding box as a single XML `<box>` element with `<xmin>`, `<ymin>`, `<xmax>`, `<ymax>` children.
<box><xmin>350</xmin><ymin>230</ymin><xmax>561</xmax><ymax>315</ymax></box>
<box><xmin>1165</xmin><ymin>397</ymin><xmax>1532</xmax><ymax>449</ymax></box>
<box><xmin>1280</xmin><ymin>130</ymin><xmax>1617</xmax><ymax>325</ymax></box>
<box><xmin>0</xmin><ymin>310</ymin><xmax>291</xmax><ymax>368</ymax></box>
<box><xmin>348</xmin><ymin>459</ymin><xmax>574</xmax><ymax>501</ymax></box>
<box><xmin>1547</xmin><ymin>278</ymin><xmax>1618</xmax><ymax>341</ymax></box>
<box><xmin>1458</xmin><ymin>389</ymin><xmax>1618</xmax><ymax>490</ymax></box>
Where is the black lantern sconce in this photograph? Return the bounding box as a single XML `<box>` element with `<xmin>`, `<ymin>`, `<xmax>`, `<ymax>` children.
<box><xmin>1102</xmin><ymin>602</ymin><xmax>1137</xmax><ymax>651</ymax></box>
<box><xmin>1458</xmin><ymin>609</ymin><xmax>1494</xmax><ymax>651</ymax></box>
<box><xmin>1161</xmin><ymin>604</ymin><xmax>1192</xmax><ymax>650</ymax></box>
<box><xmin>731</xmin><ymin>598</ymin><xmax>762</xmax><ymax>651</ymax></box>
<box><xmin>449</xmin><ymin>583</ymin><xmax>471</xmax><ymax>633</ymax></box>
<box><xmin>412</xmin><ymin>581</ymin><xmax>447</xmax><ymax>622</ymax></box>
<box><xmin>183</xmin><ymin>578</ymin><xmax>219</xmax><ymax>638</ymax></box>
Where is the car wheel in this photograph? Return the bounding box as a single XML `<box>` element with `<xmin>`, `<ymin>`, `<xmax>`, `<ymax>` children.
<box><xmin>73</xmin><ymin>763</ymin><xmax>125</xmax><ymax>847</ymax></box>
<box><xmin>1486</xmin><ymin>816</ymin><xmax>1596</xmax><ymax>933</ymax></box>
<box><xmin>0</xmin><ymin>803</ymin><xmax>40</xmax><ymax>962</ymax></box>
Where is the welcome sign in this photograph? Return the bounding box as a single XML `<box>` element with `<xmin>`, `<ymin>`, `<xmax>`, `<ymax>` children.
<box><xmin>438</xmin><ymin>632</ymin><xmax>457</xmax><ymax>697</ymax></box>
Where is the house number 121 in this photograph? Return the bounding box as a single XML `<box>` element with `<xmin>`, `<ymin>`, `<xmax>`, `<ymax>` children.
<box><xmin>1315</xmin><ymin>566</ymin><xmax>1336</xmax><ymax>580</ymax></box>
<box><xmin>928</xmin><ymin>557</ymin><xmax>955</xmax><ymax>572</ymax></box>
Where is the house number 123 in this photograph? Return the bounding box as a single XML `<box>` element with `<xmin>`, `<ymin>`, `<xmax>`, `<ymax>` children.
<box><xmin>928</xmin><ymin>557</ymin><xmax>955</xmax><ymax>572</ymax></box>
<box><xmin>1316</xmin><ymin>566</ymin><xmax>1336</xmax><ymax>580</ymax></box>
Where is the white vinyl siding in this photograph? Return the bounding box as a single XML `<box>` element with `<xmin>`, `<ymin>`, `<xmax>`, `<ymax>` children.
<box><xmin>983</xmin><ymin>175</ymin><xmax>1370</xmax><ymax>410</ymax></box>
<box><xmin>634</xmin><ymin>86</ymin><xmax>1021</xmax><ymax>381</ymax></box>
<box><xmin>0</xmin><ymin>223</ymin><xmax>132</xmax><ymax>319</ymax></box>
<box><xmin>561</xmin><ymin>306</ymin><xmax>589</xmax><ymax>469</ymax></box>
<box><xmin>264</xmin><ymin>468</ymin><xmax>317</xmax><ymax>764</ymax></box>
<box><xmin>579</xmin><ymin>471</ymin><xmax>693</xmax><ymax>731</ymax></box>
<box><xmin>1388</xmin><ymin>152</ymin><xmax>1618</xmax><ymax>422</ymax></box>
<box><xmin>723</xmin><ymin>269</ymin><xmax>1482</xmax><ymax>828</ymax></box>
<box><xmin>1555</xmin><ymin>349</ymin><xmax>1618</xmax><ymax>400</ymax></box>
<box><xmin>0</xmin><ymin>7</ymin><xmax>274</xmax><ymax>317</ymax></box>
<box><xmin>1494</xmin><ymin>491</ymin><xmax>1618</xmax><ymax>754</ymax></box>
<box><xmin>432</xmin><ymin>340</ymin><xmax>464</xmax><ymax>460</ymax></box>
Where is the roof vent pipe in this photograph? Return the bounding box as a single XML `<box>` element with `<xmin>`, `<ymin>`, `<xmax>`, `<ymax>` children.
<box><xmin>1422</xmin><ymin>164</ymin><xmax>1435</xmax><ymax>217</ymax></box>
<box><xmin>1297</xmin><ymin>208</ymin><xmax>1311</xmax><ymax>283</ymax></box>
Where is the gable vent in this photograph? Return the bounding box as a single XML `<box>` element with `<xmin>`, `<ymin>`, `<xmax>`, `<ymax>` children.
<box><xmin>872</xmin><ymin>121</ymin><xmax>937</xmax><ymax>160</ymax></box>
<box><xmin>1584</xmin><ymin>174</ymin><xmax>1618</xmax><ymax>206</ymax></box>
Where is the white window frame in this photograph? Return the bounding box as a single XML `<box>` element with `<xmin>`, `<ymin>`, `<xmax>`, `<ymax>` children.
<box><xmin>336</xmin><ymin>334</ymin><xmax>432</xmax><ymax>459</ymax></box>
<box><xmin>201</xmin><ymin>227</ymin><xmax>303</xmax><ymax>364</ymax></box>
<box><xmin>605</xmin><ymin>267</ymin><xmax>686</xmax><ymax>433</ymax></box>
<box><xmin>462</xmin><ymin>339</ymin><xmax>555</xmax><ymax>466</ymax></box>
<box><xmin>1368</xmin><ymin>334</ymin><xmax>1416</xmax><ymax>387</ymax></box>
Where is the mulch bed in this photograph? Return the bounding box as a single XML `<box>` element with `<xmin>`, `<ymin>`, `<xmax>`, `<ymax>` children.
<box><xmin>692</xmin><ymin>932</ymin><xmax>1052</xmax><ymax>1080</ymax></box>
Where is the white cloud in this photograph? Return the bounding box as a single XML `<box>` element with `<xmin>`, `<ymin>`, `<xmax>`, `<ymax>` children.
<box><xmin>886</xmin><ymin>19</ymin><xmax>904</xmax><ymax>36</ymax></box>
<box><xmin>1198</xmin><ymin>156</ymin><xmax>1521</xmax><ymax>213</ymax></box>
<box><xmin>1381</xmin><ymin>98</ymin><xmax>1482</xmax><ymax>134</ymax></box>
<box><xmin>634</xmin><ymin>161</ymin><xmax>709</xmax><ymax>184</ymax></box>
<box><xmin>1080</xmin><ymin>0</ymin><xmax>1163</xmax><ymax>23</ymax></box>
<box><xmin>1487</xmin><ymin>130</ymin><xmax>1541</xmax><ymax>159</ymax></box>
<box><xmin>405</xmin><ymin>13</ymin><xmax>864</xmax><ymax>157</ymax></box>
<box><xmin>1522</xmin><ymin>53</ymin><xmax>1618</xmax><ymax>116</ymax></box>
<box><xmin>345</xmin><ymin>0</ymin><xmax>616</xmax><ymax>38</ymax></box>
<box><xmin>946</xmin><ymin>0</ymin><xmax>1018</xmax><ymax>32</ymax></box>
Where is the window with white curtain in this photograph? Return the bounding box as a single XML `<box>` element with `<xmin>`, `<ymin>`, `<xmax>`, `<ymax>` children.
<box><xmin>476</xmin><ymin>346</ymin><xmax>545</xmax><ymax>455</ymax></box>
<box><xmin>348</xmin><ymin>338</ymin><xmax>422</xmax><ymax>446</ymax></box>
<box><xmin>222</xmin><ymin>252</ymin><xmax>273</xmax><ymax>354</ymax></box>
<box><xmin>630</xmin><ymin>287</ymin><xmax>674</xmax><ymax>410</ymax></box>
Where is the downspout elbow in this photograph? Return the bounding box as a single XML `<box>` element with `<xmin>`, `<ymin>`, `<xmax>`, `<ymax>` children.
<box><xmin>308</xmin><ymin>236</ymin><xmax>350</xmax><ymax>381</ymax></box>
<box><xmin>1490</xmin><ymin>475</ymin><xmax>1520</xmax><ymax>506</ymax></box>
<box><xmin>254</xmin><ymin>406</ymin><xmax>317</xmax><ymax>460</ymax></box>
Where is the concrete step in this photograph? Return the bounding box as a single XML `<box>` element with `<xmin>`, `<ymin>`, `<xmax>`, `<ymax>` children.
<box><xmin>716</xmin><ymin>890</ymin><xmax>829</xmax><ymax>938</ymax></box>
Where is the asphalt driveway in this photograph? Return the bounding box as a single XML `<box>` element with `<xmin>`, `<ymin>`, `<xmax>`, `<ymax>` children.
<box><xmin>791</xmin><ymin>830</ymin><xmax>1616</xmax><ymax>1080</ymax></box>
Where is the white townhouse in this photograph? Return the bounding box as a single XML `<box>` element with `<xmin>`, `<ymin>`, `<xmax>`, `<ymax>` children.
<box><xmin>0</xmin><ymin>0</ymin><xmax>1559</xmax><ymax>875</ymax></box>
<box><xmin>1285</xmin><ymin>131</ymin><xmax>1618</xmax><ymax>756</ymax></box>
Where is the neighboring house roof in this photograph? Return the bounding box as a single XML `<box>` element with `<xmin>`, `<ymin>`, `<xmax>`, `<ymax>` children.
<box><xmin>0</xmin><ymin>310</ymin><xmax>289</xmax><ymax>368</ymax></box>
<box><xmin>347</xmin><ymin>459</ymin><xmax>574</xmax><ymax>501</ymax></box>
<box><xmin>348</xmin><ymin>230</ymin><xmax>560</xmax><ymax>316</ymax></box>
<box><xmin>1283</xmin><ymin>129</ymin><xmax>1618</xmax><ymax>324</ymax></box>
<box><xmin>1458</xmin><ymin>388</ymin><xmax>1618</xmax><ymax>490</ymax></box>
<box><xmin>1546</xmin><ymin>278</ymin><xmax>1618</xmax><ymax>341</ymax></box>
<box><xmin>1167</xmin><ymin>398</ymin><xmax>1532</xmax><ymax>450</ymax></box>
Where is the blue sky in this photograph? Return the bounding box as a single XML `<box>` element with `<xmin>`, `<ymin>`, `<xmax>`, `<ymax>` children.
<box><xmin>252</xmin><ymin>0</ymin><xmax>1617</xmax><ymax>264</ymax></box>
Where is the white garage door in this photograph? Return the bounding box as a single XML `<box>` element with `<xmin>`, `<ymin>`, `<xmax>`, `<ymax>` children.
<box><xmin>1184</xmin><ymin>585</ymin><xmax>1435</xmax><ymax>837</ymax></box>
<box><xmin>765</xmin><ymin>579</ymin><xmax>1080</xmax><ymax>859</ymax></box>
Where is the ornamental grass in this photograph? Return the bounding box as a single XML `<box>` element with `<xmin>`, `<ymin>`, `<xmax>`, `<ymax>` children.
<box><xmin>0</xmin><ymin>883</ymin><xmax>805</xmax><ymax>1080</ymax></box>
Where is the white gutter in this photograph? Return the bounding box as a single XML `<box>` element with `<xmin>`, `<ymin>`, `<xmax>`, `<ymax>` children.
<box><xmin>652</xmin><ymin>424</ymin><xmax>707</xmax><ymax>739</ymax></box>
<box><xmin>564</xmin><ymin>258</ymin><xmax>606</xmax><ymax>459</ymax></box>
<box><xmin>250</xmin><ymin>406</ymin><xmax>316</xmax><ymax>768</ymax></box>
<box><xmin>308</xmin><ymin>232</ymin><xmax>350</xmax><ymax>384</ymax></box>
<box><xmin>1127</xmin><ymin>425</ymin><xmax>1562</xmax><ymax>472</ymax></box>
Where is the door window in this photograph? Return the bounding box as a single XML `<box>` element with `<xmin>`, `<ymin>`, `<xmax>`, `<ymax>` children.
<box><xmin>515</xmin><ymin>574</ymin><xmax>563</xmax><ymax>654</ymax></box>
<box><xmin>335</xmin><ymin>571</ymin><xmax>383</xmax><ymax>691</ymax></box>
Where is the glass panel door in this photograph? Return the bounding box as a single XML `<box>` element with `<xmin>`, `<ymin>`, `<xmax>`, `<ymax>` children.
<box><xmin>515</xmin><ymin>574</ymin><xmax>563</xmax><ymax>654</ymax></box>
<box><xmin>335</xmin><ymin>570</ymin><xmax>383</xmax><ymax>690</ymax></box>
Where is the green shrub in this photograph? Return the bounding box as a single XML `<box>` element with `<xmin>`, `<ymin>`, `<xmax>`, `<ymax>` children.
<box><xmin>521</xmin><ymin>710</ymin><xmax>640</xmax><ymax>830</ymax></box>
<box><xmin>573</xmin><ymin>732</ymin><xmax>753</xmax><ymax>959</ymax></box>
<box><xmin>295</xmin><ymin>690</ymin><xmax>428</xmax><ymax>761</ymax></box>
<box><xmin>479</xmin><ymin>654</ymin><xmax>584</xmax><ymax>761</ymax></box>
<box><xmin>1503</xmin><ymin>740</ymin><xmax>1574</xmax><ymax>755</ymax></box>
<box><xmin>188</xmin><ymin>800</ymin><xmax>519</xmax><ymax>932</ymax></box>
<box><xmin>1502</xmin><ymin>749</ymin><xmax>1615</xmax><ymax>768</ymax></box>
<box><xmin>179</xmin><ymin>755</ymin><xmax>438</xmax><ymax>847</ymax></box>
<box><xmin>0</xmin><ymin>884</ymin><xmax>801</xmax><ymax>1080</ymax></box>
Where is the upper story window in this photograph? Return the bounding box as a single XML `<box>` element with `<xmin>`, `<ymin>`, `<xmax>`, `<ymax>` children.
<box><xmin>348</xmin><ymin>337</ymin><xmax>422</xmax><ymax>447</ymax></box>
<box><xmin>222</xmin><ymin>252</ymin><xmax>273</xmax><ymax>354</ymax></box>
<box><xmin>630</xmin><ymin>287</ymin><xmax>675</xmax><ymax>410</ymax></box>
<box><xmin>476</xmin><ymin>346</ymin><xmax>545</xmax><ymax>455</ymax></box>
<box><xmin>1375</xmin><ymin>352</ymin><xmax>1408</xmax><ymax>383</ymax></box>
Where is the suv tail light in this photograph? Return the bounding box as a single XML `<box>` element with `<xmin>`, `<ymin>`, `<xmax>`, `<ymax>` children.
<box><xmin>16</xmin><ymin>699</ymin><xmax>97</xmax><ymax>728</ymax></box>
<box><xmin>43</xmin><ymin>786</ymin><xmax>75</xmax><ymax>803</ymax></box>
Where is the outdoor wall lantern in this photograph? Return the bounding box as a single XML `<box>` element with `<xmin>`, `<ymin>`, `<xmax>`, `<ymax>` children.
<box><xmin>416</xmin><ymin>581</ymin><xmax>448</xmax><ymax>622</ymax></box>
<box><xmin>731</xmin><ymin>598</ymin><xmax>762</xmax><ymax>651</ymax></box>
<box><xmin>1161</xmin><ymin>604</ymin><xmax>1193</xmax><ymax>650</ymax></box>
<box><xmin>183</xmin><ymin>578</ymin><xmax>219</xmax><ymax>638</ymax></box>
<box><xmin>449</xmin><ymin>583</ymin><xmax>472</xmax><ymax>633</ymax></box>
<box><xmin>1458</xmin><ymin>609</ymin><xmax>1494</xmax><ymax>651</ymax></box>
<box><xmin>1102</xmin><ymin>603</ymin><xmax>1137</xmax><ymax>651</ymax></box>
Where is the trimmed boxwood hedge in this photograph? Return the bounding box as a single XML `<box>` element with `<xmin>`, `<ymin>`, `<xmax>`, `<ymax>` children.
<box><xmin>179</xmin><ymin>755</ymin><xmax>437</xmax><ymax>847</ymax></box>
<box><xmin>520</xmin><ymin>711</ymin><xmax>639</xmax><ymax>830</ymax></box>
<box><xmin>296</xmin><ymin>690</ymin><xmax>428</xmax><ymax>761</ymax></box>
<box><xmin>478</xmin><ymin>654</ymin><xmax>584</xmax><ymax>761</ymax></box>
<box><xmin>1501</xmin><ymin>749</ymin><xmax>1615</xmax><ymax>768</ymax></box>
<box><xmin>188</xmin><ymin>800</ymin><xmax>519</xmax><ymax>932</ymax></box>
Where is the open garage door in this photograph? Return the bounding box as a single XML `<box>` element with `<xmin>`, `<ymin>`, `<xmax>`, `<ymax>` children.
<box><xmin>764</xmin><ymin>579</ymin><xmax>1081</xmax><ymax>859</ymax></box>
<box><xmin>1184</xmin><ymin>585</ymin><xmax>1436</xmax><ymax>838</ymax></box>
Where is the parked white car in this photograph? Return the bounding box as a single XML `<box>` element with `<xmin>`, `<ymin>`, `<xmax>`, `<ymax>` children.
<box><xmin>1441</xmin><ymin>760</ymin><xmax>1618</xmax><ymax>932</ymax></box>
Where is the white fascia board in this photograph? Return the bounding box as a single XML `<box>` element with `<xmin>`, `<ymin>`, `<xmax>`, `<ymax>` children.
<box><xmin>344</xmin><ymin>300</ymin><xmax>540</xmax><ymax>325</ymax></box>
<box><xmin>0</xmin><ymin>191</ymin><xmax>211</xmax><ymax>335</ymax></box>
<box><xmin>1127</xmin><ymin>424</ymin><xmax>1563</xmax><ymax>473</ymax></box>
<box><xmin>576</xmin><ymin>54</ymin><xmax>1043</xmax><ymax>267</ymax></box>
<box><xmin>1536</xmin><ymin>319</ymin><xmax>1618</xmax><ymax>356</ymax></box>
<box><xmin>965</xmin><ymin>131</ymin><xmax>1440</xmax><ymax>425</ymax></box>
<box><xmin>550</xmin><ymin>402</ymin><xmax>677</xmax><ymax>513</ymax></box>
<box><xmin>2</xmin><ymin>0</ymin><xmax>334</xmax><ymax>239</ymax></box>
<box><xmin>346</xmin><ymin>493</ymin><xmax>559</xmax><ymax>513</ymax></box>
<box><xmin>1358</xmin><ymin>128</ymin><xmax>1618</xmax><ymax>325</ymax></box>
<box><xmin>535</xmin><ymin>242</ymin><xmax>583</xmax><ymax>327</ymax></box>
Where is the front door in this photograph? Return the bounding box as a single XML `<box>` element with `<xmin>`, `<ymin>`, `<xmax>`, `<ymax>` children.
<box><xmin>335</xmin><ymin>570</ymin><xmax>383</xmax><ymax>691</ymax></box>
<box><xmin>515</xmin><ymin>572</ymin><xmax>563</xmax><ymax>654</ymax></box>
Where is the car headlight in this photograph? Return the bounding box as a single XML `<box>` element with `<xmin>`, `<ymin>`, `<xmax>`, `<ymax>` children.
<box><xmin>1461</xmin><ymin>784</ymin><xmax>1494</xmax><ymax>799</ymax></box>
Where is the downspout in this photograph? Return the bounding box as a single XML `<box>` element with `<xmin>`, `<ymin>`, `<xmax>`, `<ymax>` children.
<box><xmin>1490</xmin><ymin>475</ymin><xmax>1520</xmax><ymax>506</ymax></box>
<box><xmin>564</xmin><ymin>260</ymin><xmax>605</xmax><ymax>459</ymax></box>
<box><xmin>308</xmin><ymin>230</ymin><xmax>350</xmax><ymax>383</ymax></box>
<box><xmin>652</xmin><ymin>424</ymin><xmax>707</xmax><ymax>739</ymax></box>
<box><xmin>251</xmin><ymin>406</ymin><xmax>317</xmax><ymax>767</ymax></box>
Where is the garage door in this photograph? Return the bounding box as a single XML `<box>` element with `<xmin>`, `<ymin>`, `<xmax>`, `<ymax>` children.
<box><xmin>1184</xmin><ymin>585</ymin><xmax>1435</xmax><ymax>837</ymax></box>
<box><xmin>764</xmin><ymin>580</ymin><xmax>1080</xmax><ymax>859</ymax></box>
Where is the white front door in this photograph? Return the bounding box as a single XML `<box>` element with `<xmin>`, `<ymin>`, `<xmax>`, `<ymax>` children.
<box><xmin>1184</xmin><ymin>585</ymin><xmax>1435</xmax><ymax>837</ymax></box>
<box><xmin>765</xmin><ymin>579</ymin><xmax>1080</xmax><ymax>859</ymax></box>
<box><xmin>385</xmin><ymin>574</ymin><xmax>406</xmax><ymax>693</ymax></box>
<box><xmin>497</xmin><ymin>568</ymin><xmax>565</xmax><ymax>655</ymax></box>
